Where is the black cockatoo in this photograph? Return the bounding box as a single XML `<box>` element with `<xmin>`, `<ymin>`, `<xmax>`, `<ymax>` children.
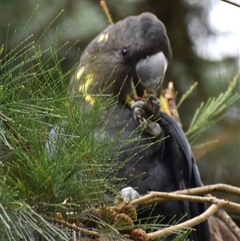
<box><xmin>69</xmin><ymin>12</ymin><xmax>210</xmax><ymax>241</ymax></box>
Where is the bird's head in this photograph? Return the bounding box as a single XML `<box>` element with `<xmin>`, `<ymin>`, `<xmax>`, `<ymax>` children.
<box><xmin>69</xmin><ymin>12</ymin><xmax>172</xmax><ymax>106</ymax></box>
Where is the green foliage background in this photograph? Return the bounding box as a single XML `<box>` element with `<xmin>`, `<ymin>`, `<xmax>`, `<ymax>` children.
<box><xmin>0</xmin><ymin>34</ymin><xmax>126</xmax><ymax>239</ymax></box>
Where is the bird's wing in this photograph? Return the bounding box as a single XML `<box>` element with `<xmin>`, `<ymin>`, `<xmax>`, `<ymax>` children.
<box><xmin>159</xmin><ymin>112</ymin><xmax>210</xmax><ymax>241</ymax></box>
<box><xmin>160</xmin><ymin>112</ymin><xmax>202</xmax><ymax>187</ymax></box>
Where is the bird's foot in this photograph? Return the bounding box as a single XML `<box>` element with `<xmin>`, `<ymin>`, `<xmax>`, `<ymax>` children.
<box><xmin>131</xmin><ymin>95</ymin><xmax>160</xmax><ymax>118</ymax></box>
<box><xmin>145</xmin><ymin>95</ymin><xmax>161</xmax><ymax>118</ymax></box>
<box><xmin>137</xmin><ymin>113</ymin><xmax>161</xmax><ymax>136</ymax></box>
<box><xmin>131</xmin><ymin>99</ymin><xmax>161</xmax><ymax>137</ymax></box>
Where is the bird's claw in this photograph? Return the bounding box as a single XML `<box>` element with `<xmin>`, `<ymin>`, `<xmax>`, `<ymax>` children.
<box><xmin>146</xmin><ymin>122</ymin><xmax>162</xmax><ymax>137</ymax></box>
<box><xmin>131</xmin><ymin>96</ymin><xmax>161</xmax><ymax>137</ymax></box>
<box><xmin>146</xmin><ymin>95</ymin><xmax>161</xmax><ymax>117</ymax></box>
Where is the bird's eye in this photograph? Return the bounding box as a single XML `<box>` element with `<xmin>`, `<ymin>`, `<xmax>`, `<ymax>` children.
<box><xmin>144</xmin><ymin>55</ymin><xmax>149</xmax><ymax>59</ymax></box>
<box><xmin>121</xmin><ymin>48</ymin><xmax>128</xmax><ymax>57</ymax></box>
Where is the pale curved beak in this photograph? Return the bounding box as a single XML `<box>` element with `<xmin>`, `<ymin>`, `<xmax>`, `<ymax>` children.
<box><xmin>135</xmin><ymin>52</ymin><xmax>168</xmax><ymax>93</ymax></box>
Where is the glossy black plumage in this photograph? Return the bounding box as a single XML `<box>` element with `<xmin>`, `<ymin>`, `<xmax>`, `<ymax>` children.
<box><xmin>70</xmin><ymin>12</ymin><xmax>210</xmax><ymax>241</ymax></box>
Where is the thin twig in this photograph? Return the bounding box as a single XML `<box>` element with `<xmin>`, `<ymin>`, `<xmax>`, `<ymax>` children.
<box><xmin>147</xmin><ymin>204</ymin><xmax>220</xmax><ymax>240</ymax></box>
<box><xmin>205</xmin><ymin>192</ymin><xmax>240</xmax><ymax>240</ymax></box>
<box><xmin>52</xmin><ymin>217</ymin><xmax>100</xmax><ymax>237</ymax></box>
<box><xmin>131</xmin><ymin>183</ymin><xmax>240</xmax><ymax>207</ymax></box>
<box><xmin>216</xmin><ymin>209</ymin><xmax>240</xmax><ymax>239</ymax></box>
<box><xmin>130</xmin><ymin>184</ymin><xmax>240</xmax><ymax>239</ymax></box>
<box><xmin>131</xmin><ymin>191</ymin><xmax>240</xmax><ymax>213</ymax></box>
<box><xmin>174</xmin><ymin>183</ymin><xmax>240</xmax><ymax>196</ymax></box>
<box><xmin>100</xmin><ymin>0</ymin><xmax>114</xmax><ymax>25</ymax></box>
<box><xmin>221</xmin><ymin>0</ymin><xmax>240</xmax><ymax>8</ymax></box>
<box><xmin>163</xmin><ymin>82</ymin><xmax>182</xmax><ymax>127</ymax></box>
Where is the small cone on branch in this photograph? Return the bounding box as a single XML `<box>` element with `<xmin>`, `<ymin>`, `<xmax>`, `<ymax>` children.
<box><xmin>114</xmin><ymin>201</ymin><xmax>138</xmax><ymax>222</ymax></box>
<box><xmin>130</xmin><ymin>229</ymin><xmax>148</xmax><ymax>241</ymax></box>
<box><xmin>113</xmin><ymin>213</ymin><xmax>134</xmax><ymax>231</ymax></box>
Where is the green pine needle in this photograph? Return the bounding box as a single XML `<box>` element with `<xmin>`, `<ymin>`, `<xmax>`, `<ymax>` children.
<box><xmin>177</xmin><ymin>82</ymin><xmax>198</xmax><ymax>108</ymax></box>
<box><xmin>186</xmin><ymin>70</ymin><xmax>240</xmax><ymax>143</ymax></box>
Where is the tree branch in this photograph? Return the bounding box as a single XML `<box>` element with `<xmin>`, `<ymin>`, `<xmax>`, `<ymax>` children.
<box><xmin>174</xmin><ymin>183</ymin><xmax>240</xmax><ymax>196</ymax></box>
<box><xmin>51</xmin><ymin>217</ymin><xmax>100</xmax><ymax>237</ymax></box>
<box><xmin>131</xmin><ymin>191</ymin><xmax>240</xmax><ymax>213</ymax></box>
<box><xmin>216</xmin><ymin>209</ymin><xmax>240</xmax><ymax>239</ymax></box>
<box><xmin>147</xmin><ymin>204</ymin><xmax>219</xmax><ymax>240</ymax></box>
<box><xmin>131</xmin><ymin>184</ymin><xmax>240</xmax><ymax>207</ymax></box>
<box><xmin>130</xmin><ymin>184</ymin><xmax>240</xmax><ymax>240</ymax></box>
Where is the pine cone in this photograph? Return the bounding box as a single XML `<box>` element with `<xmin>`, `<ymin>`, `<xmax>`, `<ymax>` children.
<box><xmin>113</xmin><ymin>213</ymin><xmax>134</xmax><ymax>231</ymax></box>
<box><xmin>130</xmin><ymin>229</ymin><xmax>148</xmax><ymax>241</ymax></box>
<box><xmin>114</xmin><ymin>201</ymin><xmax>137</xmax><ymax>222</ymax></box>
<box><xmin>102</xmin><ymin>206</ymin><xmax>117</xmax><ymax>224</ymax></box>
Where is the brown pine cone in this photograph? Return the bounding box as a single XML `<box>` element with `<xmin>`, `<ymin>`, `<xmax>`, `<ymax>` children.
<box><xmin>130</xmin><ymin>229</ymin><xmax>148</xmax><ymax>241</ymax></box>
<box><xmin>114</xmin><ymin>201</ymin><xmax>137</xmax><ymax>222</ymax></box>
<box><xmin>113</xmin><ymin>213</ymin><xmax>134</xmax><ymax>231</ymax></box>
<box><xmin>101</xmin><ymin>206</ymin><xmax>117</xmax><ymax>224</ymax></box>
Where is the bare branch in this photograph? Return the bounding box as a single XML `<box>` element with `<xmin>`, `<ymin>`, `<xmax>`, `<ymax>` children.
<box><xmin>130</xmin><ymin>184</ymin><xmax>240</xmax><ymax>240</ymax></box>
<box><xmin>216</xmin><ymin>209</ymin><xmax>240</xmax><ymax>239</ymax></box>
<box><xmin>147</xmin><ymin>204</ymin><xmax>219</xmax><ymax>240</ymax></box>
<box><xmin>131</xmin><ymin>183</ymin><xmax>240</xmax><ymax>207</ymax></box>
<box><xmin>131</xmin><ymin>191</ymin><xmax>240</xmax><ymax>213</ymax></box>
<box><xmin>174</xmin><ymin>183</ymin><xmax>240</xmax><ymax>196</ymax></box>
<box><xmin>51</xmin><ymin>217</ymin><xmax>100</xmax><ymax>237</ymax></box>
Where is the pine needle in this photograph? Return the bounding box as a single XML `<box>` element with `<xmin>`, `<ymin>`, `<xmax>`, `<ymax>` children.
<box><xmin>100</xmin><ymin>0</ymin><xmax>114</xmax><ymax>25</ymax></box>
<box><xmin>186</xmin><ymin>69</ymin><xmax>240</xmax><ymax>142</ymax></box>
<box><xmin>177</xmin><ymin>82</ymin><xmax>198</xmax><ymax>108</ymax></box>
